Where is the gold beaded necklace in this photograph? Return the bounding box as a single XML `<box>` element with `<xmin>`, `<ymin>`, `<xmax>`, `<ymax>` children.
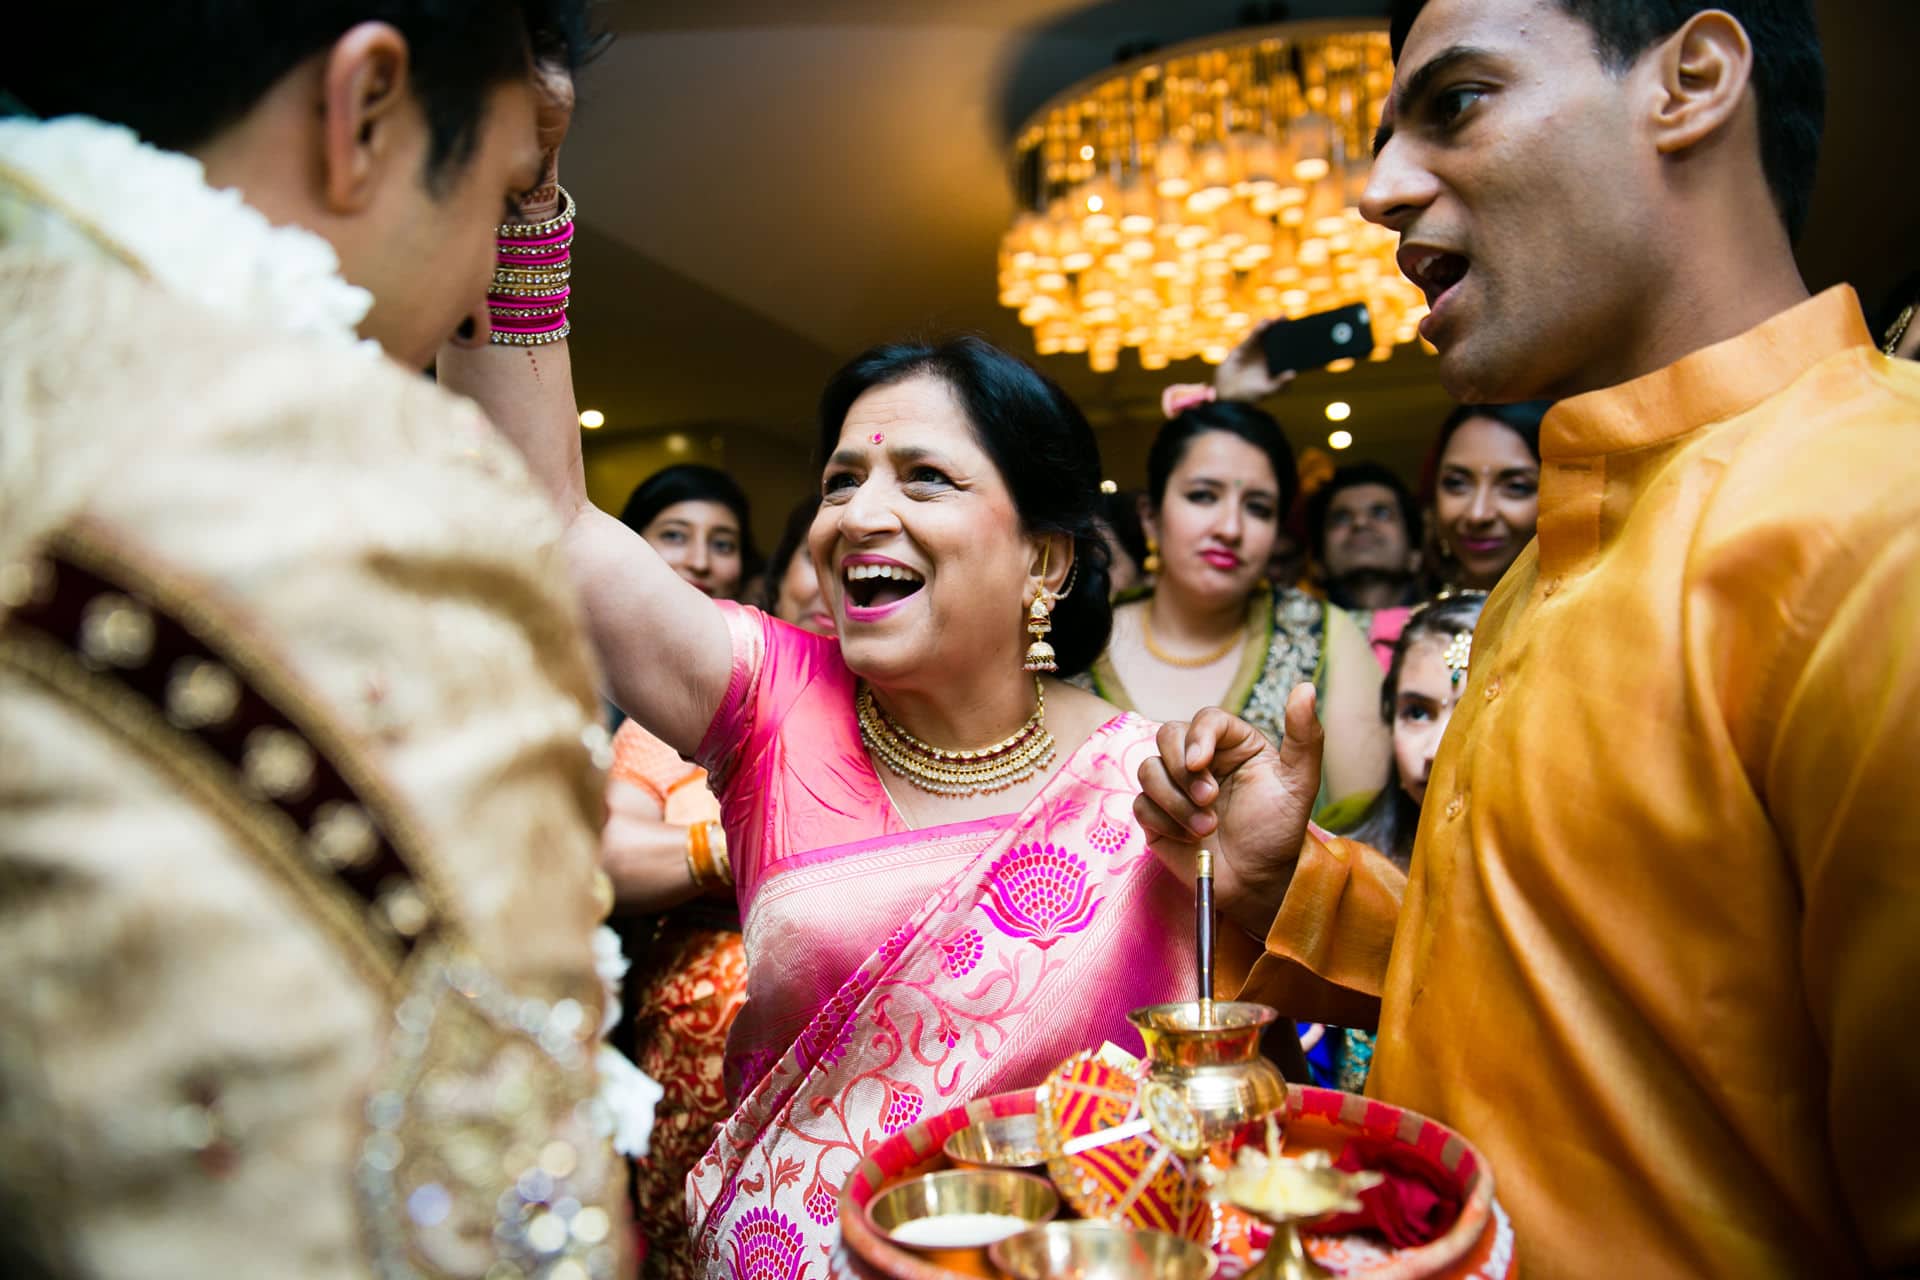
<box><xmin>1141</xmin><ymin>605</ymin><xmax>1244</xmax><ymax>669</ymax></box>
<box><xmin>856</xmin><ymin>679</ymin><xmax>1056</xmax><ymax>797</ymax></box>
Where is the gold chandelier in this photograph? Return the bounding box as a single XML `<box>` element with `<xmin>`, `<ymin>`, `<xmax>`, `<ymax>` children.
<box><xmin>998</xmin><ymin>20</ymin><xmax>1426</xmax><ymax>372</ymax></box>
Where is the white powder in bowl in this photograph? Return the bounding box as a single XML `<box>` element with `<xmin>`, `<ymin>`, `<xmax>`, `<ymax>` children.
<box><xmin>888</xmin><ymin>1213</ymin><xmax>1037</xmax><ymax>1249</ymax></box>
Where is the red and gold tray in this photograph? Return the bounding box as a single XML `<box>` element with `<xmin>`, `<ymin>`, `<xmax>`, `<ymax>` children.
<box><xmin>834</xmin><ymin>1087</ymin><xmax>1511</xmax><ymax>1280</ymax></box>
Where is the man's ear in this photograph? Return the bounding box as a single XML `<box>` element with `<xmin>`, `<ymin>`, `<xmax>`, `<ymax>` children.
<box><xmin>1647</xmin><ymin>10</ymin><xmax>1755</xmax><ymax>158</ymax></box>
<box><xmin>319</xmin><ymin>22</ymin><xmax>414</xmax><ymax>214</ymax></box>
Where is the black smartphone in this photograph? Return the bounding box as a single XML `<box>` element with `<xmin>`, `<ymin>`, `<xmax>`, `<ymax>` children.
<box><xmin>1260</xmin><ymin>302</ymin><xmax>1375</xmax><ymax>375</ymax></box>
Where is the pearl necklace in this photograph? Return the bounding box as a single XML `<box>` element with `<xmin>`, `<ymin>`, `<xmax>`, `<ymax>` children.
<box><xmin>857</xmin><ymin>679</ymin><xmax>1056</xmax><ymax>797</ymax></box>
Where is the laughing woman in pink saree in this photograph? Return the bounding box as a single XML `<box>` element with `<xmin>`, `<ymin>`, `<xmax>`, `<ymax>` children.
<box><xmin>442</xmin><ymin>331</ymin><xmax>1200</xmax><ymax>1275</ymax></box>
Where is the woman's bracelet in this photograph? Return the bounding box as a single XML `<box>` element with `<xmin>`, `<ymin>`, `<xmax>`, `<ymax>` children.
<box><xmin>685</xmin><ymin>820</ymin><xmax>733</xmax><ymax>891</ymax></box>
<box><xmin>488</xmin><ymin>184</ymin><xmax>575</xmax><ymax>346</ymax></box>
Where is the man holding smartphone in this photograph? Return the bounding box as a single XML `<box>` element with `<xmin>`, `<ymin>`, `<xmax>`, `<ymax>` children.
<box><xmin>1136</xmin><ymin>1</ymin><xmax>1920</xmax><ymax>1275</ymax></box>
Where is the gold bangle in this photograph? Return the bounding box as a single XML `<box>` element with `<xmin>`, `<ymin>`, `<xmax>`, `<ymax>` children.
<box><xmin>488</xmin><ymin>299</ymin><xmax>569</xmax><ymax>317</ymax></box>
<box><xmin>686</xmin><ymin>820</ymin><xmax>716</xmax><ymax>889</ymax></box>
<box><xmin>488</xmin><ymin>283</ymin><xmax>569</xmax><ymax>300</ymax></box>
<box><xmin>498</xmin><ymin>185</ymin><xmax>576</xmax><ymax>240</ymax></box>
<box><xmin>496</xmin><ymin>234</ymin><xmax>574</xmax><ymax>258</ymax></box>
<box><xmin>492</xmin><ymin>266</ymin><xmax>571</xmax><ymax>288</ymax></box>
<box><xmin>707</xmin><ymin>821</ymin><xmax>733</xmax><ymax>887</ymax></box>
<box><xmin>487</xmin><ymin>319</ymin><xmax>571</xmax><ymax>347</ymax></box>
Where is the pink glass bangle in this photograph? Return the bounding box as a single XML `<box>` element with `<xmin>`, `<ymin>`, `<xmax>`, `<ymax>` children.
<box><xmin>490</xmin><ymin>313</ymin><xmax>570</xmax><ymax>335</ymax></box>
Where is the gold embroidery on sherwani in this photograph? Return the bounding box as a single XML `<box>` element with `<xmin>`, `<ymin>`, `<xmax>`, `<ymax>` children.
<box><xmin>0</xmin><ymin>523</ymin><xmax>474</xmax><ymax>990</ymax></box>
<box><xmin>0</xmin><ymin>524</ymin><xmax>630</xmax><ymax>1278</ymax></box>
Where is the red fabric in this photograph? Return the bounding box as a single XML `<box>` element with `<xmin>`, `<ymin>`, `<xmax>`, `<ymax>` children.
<box><xmin>1308</xmin><ymin>1134</ymin><xmax>1463</xmax><ymax>1249</ymax></box>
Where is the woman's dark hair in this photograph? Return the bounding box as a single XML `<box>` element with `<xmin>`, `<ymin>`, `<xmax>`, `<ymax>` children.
<box><xmin>1343</xmin><ymin>592</ymin><xmax>1488</xmax><ymax>868</ymax></box>
<box><xmin>1098</xmin><ymin>488</ymin><xmax>1151</xmax><ymax>578</ymax></box>
<box><xmin>1145</xmin><ymin>400</ymin><xmax>1299</xmax><ymax>520</ymax></box>
<box><xmin>618</xmin><ymin>463</ymin><xmax>760</xmax><ymax>584</ymax></box>
<box><xmin>1433</xmin><ymin>402</ymin><xmax>1550</xmax><ymax>468</ymax></box>
<box><xmin>756</xmin><ymin>495</ymin><xmax>822</xmax><ymax>614</ymax></box>
<box><xmin>814</xmin><ymin>336</ymin><xmax>1112</xmax><ymax>676</ymax></box>
<box><xmin>4</xmin><ymin>2</ymin><xmax>601</xmax><ymax>188</ymax></box>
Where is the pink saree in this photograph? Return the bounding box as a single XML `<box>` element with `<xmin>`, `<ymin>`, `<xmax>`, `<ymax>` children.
<box><xmin>688</xmin><ymin>605</ymin><xmax>1195</xmax><ymax>1277</ymax></box>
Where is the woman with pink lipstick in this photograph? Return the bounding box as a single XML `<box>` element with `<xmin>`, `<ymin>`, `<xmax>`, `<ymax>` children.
<box><xmin>1080</xmin><ymin>397</ymin><xmax>1390</xmax><ymax>823</ymax></box>
<box><xmin>445</xmin><ymin>330</ymin><xmax>1209</xmax><ymax>1268</ymax></box>
<box><xmin>1425</xmin><ymin>401</ymin><xmax>1549</xmax><ymax>592</ymax></box>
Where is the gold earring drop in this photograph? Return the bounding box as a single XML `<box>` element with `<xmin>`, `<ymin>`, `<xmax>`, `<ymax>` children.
<box><xmin>1024</xmin><ymin>592</ymin><xmax>1058</xmax><ymax>673</ymax></box>
<box><xmin>1143</xmin><ymin>535</ymin><xmax>1162</xmax><ymax>577</ymax></box>
<box><xmin>1024</xmin><ymin>543</ymin><xmax>1059</xmax><ymax>673</ymax></box>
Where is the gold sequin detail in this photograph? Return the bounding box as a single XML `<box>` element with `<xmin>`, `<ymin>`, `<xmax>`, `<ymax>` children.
<box><xmin>309</xmin><ymin>800</ymin><xmax>379</xmax><ymax>870</ymax></box>
<box><xmin>0</xmin><ymin>557</ymin><xmax>55</xmax><ymax>610</ymax></box>
<box><xmin>377</xmin><ymin>882</ymin><xmax>431</xmax><ymax>938</ymax></box>
<box><xmin>78</xmin><ymin>593</ymin><xmax>154</xmax><ymax>668</ymax></box>
<box><xmin>242</xmin><ymin>726</ymin><xmax>315</xmax><ymax>799</ymax></box>
<box><xmin>166</xmin><ymin>658</ymin><xmax>241</xmax><ymax>729</ymax></box>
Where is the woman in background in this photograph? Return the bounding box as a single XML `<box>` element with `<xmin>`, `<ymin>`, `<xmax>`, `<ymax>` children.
<box><xmin>1425</xmin><ymin>403</ymin><xmax>1549</xmax><ymax>593</ymax></box>
<box><xmin>1080</xmin><ymin>394</ymin><xmax>1388</xmax><ymax>822</ymax></box>
<box><xmin>619</xmin><ymin>463</ymin><xmax>757</xmax><ymax>599</ymax></box>
<box><xmin>606</xmin><ymin>463</ymin><xmax>759</xmax><ymax>1278</ymax></box>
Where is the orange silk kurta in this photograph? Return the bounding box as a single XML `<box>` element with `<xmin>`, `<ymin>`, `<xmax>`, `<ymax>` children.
<box><xmin>1238</xmin><ymin>287</ymin><xmax>1920</xmax><ymax>1276</ymax></box>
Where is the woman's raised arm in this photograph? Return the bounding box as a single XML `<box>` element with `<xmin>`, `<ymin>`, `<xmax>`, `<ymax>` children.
<box><xmin>437</xmin><ymin>324</ymin><xmax>733</xmax><ymax>759</ymax></box>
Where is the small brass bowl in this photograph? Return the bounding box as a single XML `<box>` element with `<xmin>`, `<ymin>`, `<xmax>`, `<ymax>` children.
<box><xmin>943</xmin><ymin>1112</ymin><xmax>1045</xmax><ymax>1170</ymax></box>
<box><xmin>866</xmin><ymin>1168</ymin><xmax>1059</xmax><ymax>1254</ymax></box>
<box><xmin>990</xmin><ymin>1222</ymin><xmax>1219</xmax><ymax>1280</ymax></box>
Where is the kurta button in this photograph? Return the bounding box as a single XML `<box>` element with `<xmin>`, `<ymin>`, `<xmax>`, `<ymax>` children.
<box><xmin>1484</xmin><ymin>678</ymin><xmax>1501</xmax><ymax>702</ymax></box>
<box><xmin>1544</xmin><ymin>577</ymin><xmax>1561</xmax><ymax>598</ymax></box>
<box><xmin>1445</xmin><ymin>795</ymin><xmax>1465</xmax><ymax>819</ymax></box>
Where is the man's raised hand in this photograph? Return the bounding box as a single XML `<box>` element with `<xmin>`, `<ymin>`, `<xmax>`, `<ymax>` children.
<box><xmin>1133</xmin><ymin>684</ymin><xmax>1325</xmax><ymax>941</ymax></box>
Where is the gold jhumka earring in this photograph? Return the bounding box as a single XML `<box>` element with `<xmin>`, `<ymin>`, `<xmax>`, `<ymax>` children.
<box><xmin>1143</xmin><ymin>534</ymin><xmax>1162</xmax><ymax>577</ymax></box>
<box><xmin>1024</xmin><ymin>544</ymin><xmax>1060</xmax><ymax>674</ymax></box>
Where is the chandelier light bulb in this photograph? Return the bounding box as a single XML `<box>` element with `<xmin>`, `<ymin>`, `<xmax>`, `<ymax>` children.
<box><xmin>1329</xmin><ymin>429</ymin><xmax>1354</xmax><ymax>450</ymax></box>
<box><xmin>1325</xmin><ymin>401</ymin><xmax>1352</xmax><ymax>422</ymax></box>
<box><xmin>578</xmin><ymin>409</ymin><xmax>605</xmax><ymax>430</ymax></box>
<box><xmin>1000</xmin><ymin>23</ymin><xmax>1416</xmax><ymax>370</ymax></box>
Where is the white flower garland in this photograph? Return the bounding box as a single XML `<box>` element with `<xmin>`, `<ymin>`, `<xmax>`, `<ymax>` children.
<box><xmin>0</xmin><ymin>115</ymin><xmax>373</xmax><ymax>348</ymax></box>
<box><xmin>593</xmin><ymin>924</ymin><xmax>663</xmax><ymax>1158</ymax></box>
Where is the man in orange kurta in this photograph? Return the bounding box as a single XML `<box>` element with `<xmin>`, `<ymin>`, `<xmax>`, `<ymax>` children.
<box><xmin>1135</xmin><ymin>1</ymin><xmax>1920</xmax><ymax>1275</ymax></box>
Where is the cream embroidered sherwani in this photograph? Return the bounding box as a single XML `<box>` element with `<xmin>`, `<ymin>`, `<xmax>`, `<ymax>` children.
<box><xmin>0</xmin><ymin>157</ymin><xmax>629</xmax><ymax>1275</ymax></box>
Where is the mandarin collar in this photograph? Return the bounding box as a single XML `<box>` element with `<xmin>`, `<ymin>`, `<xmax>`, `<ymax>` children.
<box><xmin>1541</xmin><ymin>286</ymin><xmax>1872</xmax><ymax>460</ymax></box>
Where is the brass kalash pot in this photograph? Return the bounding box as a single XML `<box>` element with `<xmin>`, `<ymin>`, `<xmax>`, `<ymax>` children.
<box><xmin>1125</xmin><ymin>1001</ymin><xmax>1291</xmax><ymax>1158</ymax></box>
<box><xmin>1130</xmin><ymin>848</ymin><xmax>1293</xmax><ymax>1158</ymax></box>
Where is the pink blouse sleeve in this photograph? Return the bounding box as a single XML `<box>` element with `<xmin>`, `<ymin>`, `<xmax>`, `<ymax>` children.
<box><xmin>694</xmin><ymin>601</ymin><xmax>844</xmax><ymax>799</ymax></box>
<box><xmin>693</xmin><ymin>603</ymin><xmax>893</xmax><ymax>901</ymax></box>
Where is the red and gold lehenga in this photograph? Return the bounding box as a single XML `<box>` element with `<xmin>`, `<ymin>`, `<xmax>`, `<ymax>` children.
<box><xmin>607</xmin><ymin>722</ymin><xmax>747</xmax><ymax>1279</ymax></box>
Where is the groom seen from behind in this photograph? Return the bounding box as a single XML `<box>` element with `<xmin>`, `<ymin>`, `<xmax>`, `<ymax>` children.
<box><xmin>1</xmin><ymin>5</ymin><xmax>639</xmax><ymax>1277</ymax></box>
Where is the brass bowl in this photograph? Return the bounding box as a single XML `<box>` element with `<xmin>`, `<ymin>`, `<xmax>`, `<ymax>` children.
<box><xmin>990</xmin><ymin>1222</ymin><xmax>1219</xmax><ymax>1280</ymax></box>
<box><xmin>866</xmin><ymin>1168</ymin><xmax>1059</xmax><ymax>1254</ymax></box>
<box><xmin>943</xmin><ymin>1112</ymin><xmax>1045</xmax><ymax>1170</ymax></box>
